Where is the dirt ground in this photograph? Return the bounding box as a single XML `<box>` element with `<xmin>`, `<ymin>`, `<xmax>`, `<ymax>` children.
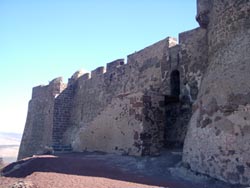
<box><xmin>0</xmin><ymin>150</ymin><xmax>245</xmax><ymax>188</ymax></box>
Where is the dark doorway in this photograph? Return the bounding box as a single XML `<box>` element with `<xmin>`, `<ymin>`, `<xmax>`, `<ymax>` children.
<box><xmin>163</xmin><ymin>70</ymin><xmax>182</xmax><ymax>149</ymax></box>
<box><xmin>170</xmin><ymin>70</ymin><xmax>180</xmax><ymax>98</ymax></box>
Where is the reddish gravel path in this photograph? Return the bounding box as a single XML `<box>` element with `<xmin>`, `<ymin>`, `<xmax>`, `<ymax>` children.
<box><xmin>0</xmin><ymin>152</ymin><xmax>240</xmax><ymax>188</ymax></box>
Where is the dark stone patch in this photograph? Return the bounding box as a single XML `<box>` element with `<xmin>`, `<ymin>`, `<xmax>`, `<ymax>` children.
<box><xmin>140</xmin><ymin>133</ymin><xmax>152</xmax><ymax>140</ymax></box>
<box><xmin>133</xmin><ymin>102</ymin><xmax>143</xmax><ymax>108</ymax></box>
<box><xmin>215</xmin><ymin>129</ymin><xmax>221</xmax><ymax>136</ymax></box>
<box><xmin>220</xmin><ymin>104</ymin><xmax>237</xmax><ymax>116</ymax></box>
<box><xmin>214</xmin><ymin>116</ymin><xmax>222</xmax><ymax>122</ymax></box>
<box><xmin>206</xmin><ymin>98</ymin><xmax>219</xmax><ymax>116</ymax></box>
<box><xmin>133</xmin><ymin>142</ymin><xmax>141</xmax><ymax>151</ymax></box>
<box><xmin>142</xmin><ymin>96</ymin><xmax>151</xmax><ymax>103</ymax></box>
<box><xmin>226</xmin><ymin>92</ymin><xmax>250</xmax><ymax>111</ymax></box>
<box><xmin>228</xmin><ymin>150</ymin><xmax>235</xmax><ymax>155</ymax></box>
<box><xmin>135</xmin><ymin>114</ymin><xmax>142</xmax><ymax>121</ymax></box>
<box><xmin>246</xmin><ymin>162</ymin><xmax>250</xmax><ymax>168</ymax></box>
<box><xmin>129</xmin><ymin>108</ymin><xmax>136</xmax><ymax>116</ymax></box>
<box><xmin>134</xmin><ymin>131</ymin><xmax>139</xmax><ymax>140</ymax></box>
<box><xmin>189</xmin><ymin>81</ymin><xmax>199</xmax><ymax>100</ymax></box>
<box><xmin>201</xmin><ymin>118</ymin><xmax>212</xmax><ymax>128</ymax></box>
<box><xmin>158</xmin><ymin>101</ymin><xmax>165</xmax><ymax>107</ymax></box>
<box><xmin>236</xmin><ymin>165</ymin><xmax>245</xmax><ymax>174</ymax></box>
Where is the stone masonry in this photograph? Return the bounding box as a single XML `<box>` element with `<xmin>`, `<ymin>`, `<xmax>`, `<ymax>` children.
<box><xmin>18</xmin><ymin>0</ymin><xmax>250</xmax><ymax>186</ymax></box>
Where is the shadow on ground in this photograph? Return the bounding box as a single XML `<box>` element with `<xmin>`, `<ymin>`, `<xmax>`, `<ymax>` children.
<box><xmin>1</xmin><ymin>150</ymin><xmax>244</xmax><ymax>188</ymax></box>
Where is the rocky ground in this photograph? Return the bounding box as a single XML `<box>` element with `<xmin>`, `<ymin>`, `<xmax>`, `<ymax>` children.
<box><xmin>0</xmin><ymin>150</ymin><xmax>245</xmax><ymax>188</ymax></box>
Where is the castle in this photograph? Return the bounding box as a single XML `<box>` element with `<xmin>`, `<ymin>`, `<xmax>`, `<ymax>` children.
<box><xmin>18</xmin><ymin>0</ymin><xmax>250</xmax><ymax>186</ymax></box>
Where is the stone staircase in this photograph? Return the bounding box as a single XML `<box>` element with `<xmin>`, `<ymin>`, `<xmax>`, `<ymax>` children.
<box><xmin>52</xmin><ymin>144</ymin><xmax>72</xmax><ymax>153</ymax></box>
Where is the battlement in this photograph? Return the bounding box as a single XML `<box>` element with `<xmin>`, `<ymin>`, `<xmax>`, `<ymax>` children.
<box><xmin>31</xmin><ymin>77</ymin><xmax>66</xmax><ymax>99</ymax></box>
<box><xmin>127</xmin><ymin>37</ymin><xmax>177</xmax><ymax>65</ymax></box>
<box><xmin>91</xmin><ymin>66</ymin><xmax>105</xmax><ymax>78</ymax></box>
<box><xmin>106</xmin><ymin>59</ymin><xmax>124</xmax><ymax>72</ymax></box>
<box><xmin>55</xmin><ymin>37</ymin><xmax>177</xmax><ymax>91</ymax></box>
<box><xmin>18</xmin><ymin>1</ymin><xmax>250</xmax><ymax>186</ymax></box>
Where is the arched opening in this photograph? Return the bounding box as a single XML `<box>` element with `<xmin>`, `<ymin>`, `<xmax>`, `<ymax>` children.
<box><xmin>170</xmin><ymin>70</ymin><xmax>180</xmax><ymax>98</ymax></box>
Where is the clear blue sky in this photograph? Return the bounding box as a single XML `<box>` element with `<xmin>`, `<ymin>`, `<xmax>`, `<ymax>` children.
<box><xmin>0</xmin><ymin>0</ymin><xmax>198</xmax><ymax>133</ymax></box>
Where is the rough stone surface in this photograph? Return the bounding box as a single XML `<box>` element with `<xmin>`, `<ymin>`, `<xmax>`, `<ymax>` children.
<box><xmin>18</xmin><ymin>0</ymin><xmax>250</xmax><ymax>186</ymax></box>
<box><xmin>18</xmin><ymin>78</ymin><xmax>66</xmax><ymax>160</ymax></box>
<box><xmin>183</xmin><ymin>0</ymin><xmax>250</xmax><ymax>186</ymax></box>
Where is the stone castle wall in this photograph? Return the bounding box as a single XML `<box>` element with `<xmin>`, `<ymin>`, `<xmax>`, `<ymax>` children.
<box><xmin>18</xmin><ymin>0</ymin><xmax>250</xmax><ymax>185</ymax></box>
<box><xmin>19</xmin><ymin>36</ymin><xmax>194</xmax><ymax>158</ymax></box>
<box><xmin>183</xmin><ymin>0</ymin><xmax>250</xmax><ymax>185</ymax></box>
<box><xmin>18</xmin><ymin>78</ymin><xmax>66</xmax><ymax>160</ymax></box>
<box><xmin>62</xmin><ymin>38</ymin><xmax>178</xmax><ymax>155</ymax></box>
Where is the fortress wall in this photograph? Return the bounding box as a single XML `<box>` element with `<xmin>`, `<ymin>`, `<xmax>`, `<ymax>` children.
<box><xmin>71</xmin><ymin>92</ymin><xmax>165</xmax><ymax>156</ymax></box>
<box><xmin>183</xmin><ymin>0</ymin><xmax>250</xmax><ymax>185</ymax></box>
<box><xmin>179</xmin><ymin>27</ymin><xmax>208</xmax><ymax>102</ymax></box>
<box><xmin>68</xmin><ymin>37</ymin><xmax>173</xmax><ymax>127</ymax></box>
<box><xmin>160</xmin><ymin>29</ymin><xmax>208</xmax><ymax>148</ymax></box>
<box><xmin>61</xmin><ymin>38</ymin><xmax>174</xmax><ymax>155</ymax></box>
<box><xmin>106</xmin><ymin>59</ymin><xmax>124</xmax><ymax>72</ymax></box>
<box><xmin>71</xmin><ymin>92</ymin><xmax>145</xmax><ymax>156</ymax></box>
<box><xmin>160</xmin><ymin>44</ymin><xmax>180</xmax><ymax>96</ymax></box>
<box><xmin>91</xmin><ymin>66</ymin><xmax>105</xmax><ymax>78</ymax></box>
<box><xmin>52</xmin><ymin>84</ymin><xmax>74</xmax><ymax>145</ymax></box>
<box><xmin>140</xmin><ymin>92</ymin><xmax>165</xmax><ymax>155</ymax></box>
<box><xmin>167</xmin><ymin>28</ymin><xmax>207</xmax><ymax>147</ymax></box>
<box><xmin>18</xmin><ymin>78</ymin><xmax>66</xmax><ymax>159</ymax></box>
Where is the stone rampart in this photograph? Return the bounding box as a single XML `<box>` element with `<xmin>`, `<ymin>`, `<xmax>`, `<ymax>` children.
<box><xmin>183</xmin><ymin>0</ymin><xmax>250</xmax><ymax>185</ymax></box>
<box><xmin>18</xmin><ymin>78</ymin><xmax>66</xmax><ymax>159</ymax></box>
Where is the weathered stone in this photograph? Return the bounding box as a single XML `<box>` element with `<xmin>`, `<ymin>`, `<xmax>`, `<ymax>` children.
<box><xmin>201</xmin><ymin>118</ymin><xmax>212</xmax><ymax>128</ymax></box>
<box><xmin>183</xmin><ymin>0</ymin><xmax>250</xmax><ymax>186</ymax></box>
<box><xmin>19</xmin><ymin>0</ymin><xmax>250</xmax><ymax>186</ymax></box>
<box><xmin>236</xmin><ymin>165</ymin><xmax>245</xmax><ymax>175</ymax></box>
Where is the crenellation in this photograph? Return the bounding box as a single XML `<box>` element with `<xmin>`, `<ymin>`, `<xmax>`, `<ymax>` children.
<box><xmin>18</xmin><ymin>1</ymin><xmax>250</xmax><ymax>185</ymax></box>
<box><xmin>79</xmin><ymin>73</ymin><xmax>91</xmax><ymax>81</ymax></box>
<box><xmin>68</xmin><ymin>70</ymin><xmax>84</xmax><ymax>85</ymax></box>
<box><xmin>106</xmin><ymin>59</ymin><xmax>124</xmax><ymax>72</ymax></box>
<box><xmin>31</xmin><ymin>85</ymin><xmax>48</xmax><ymax>99</ymax></box>
<box><xmin>91</xmin><ymin>66</ymin><xmax>105</xmax><ymax>78</ymax></box>
<box><xmin>127</xmin><ymin>37</ymin><xmax>172</xmax><ymax>65</ymax></box>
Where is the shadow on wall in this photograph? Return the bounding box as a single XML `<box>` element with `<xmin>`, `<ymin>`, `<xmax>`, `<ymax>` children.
<box><xmin>170</xmin><ymin>70</ymin><xmax>180</xmax><ymax>99</ymax></box>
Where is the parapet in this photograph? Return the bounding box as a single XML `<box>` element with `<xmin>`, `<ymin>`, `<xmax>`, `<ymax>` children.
<box><xmin>106</xmin><ymin>59</ymin><xmax>124</xmax><ymax>72</ymax></box>
<box><xmin>68</xmin><ymin>70</ymin><xmax>85</xmax><ymax>85</ymax></box>
<box><xmin>80</xmin><ymin>73</ymin><xmax>91</xmax><ymax>81</ymax></box>
<box><xmin>50</xmin><ymin>77</ymin><xmax>63</xmax><ymax>85</ymax></box>
<box><xmin>32</xmin><ymin>85</ymin><xmax>48</xmax><ymax>99</ymax></box>
<box><xmin>32</xmin><ymin>77</ymin><xmax>66</xmax><ymax>99</ymax></box>
<box><xmin>127</xmin><ymin>37</ymin><xmax>176</xmax><ymax>65</ymax></box>
<box><xmin>91</xmin><ymin>66</ymin><xmax>105</xmax><ymax>78</ymax></box>
<box><xmin>179</xmin><ymin>27</ymin><xmax>205</xmax><ymax>44</ymax></box>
